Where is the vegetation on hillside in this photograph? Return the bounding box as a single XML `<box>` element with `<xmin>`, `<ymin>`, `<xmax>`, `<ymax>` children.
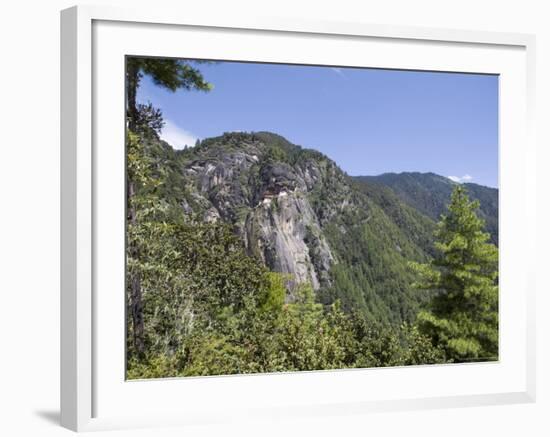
<box><xmin>126</xmin><ymin>124</ymin><xmax>447</xmax><ymax>378</ymax></box>
<box><xmin>356</xmin><ymin>173</ymin><xmax>499</xmax><ymax>245</ymax></box>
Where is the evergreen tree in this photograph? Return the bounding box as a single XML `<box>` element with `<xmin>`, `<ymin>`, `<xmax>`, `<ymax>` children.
<box><xmin>411</xmin><ymin>186</ymin><xmax>498</xmax><ymax>362</ymax></box>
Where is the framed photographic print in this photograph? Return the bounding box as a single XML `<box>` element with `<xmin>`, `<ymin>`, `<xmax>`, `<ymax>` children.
<box><xmin>61</xmin><ymin>5</ymin><xmax>536</xmax><ymax>432</ymax></box>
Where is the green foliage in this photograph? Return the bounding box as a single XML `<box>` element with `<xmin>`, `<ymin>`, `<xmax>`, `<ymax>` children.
<box><xmin>128</xmin><ymin>272</ymin><xmax>445</xmax><ymax>378</ymax></box>
<box><xmin>132</xmin><ymin>102</ymin><xmax>165</xmax><ymax>134</ymax></box>
<box><xmin>126</xmin><ymin>132</ymin><xmax>445</xmax><ymax>377</ymax></box>
<box><xmin>260</xmin><ymin>272</ymin><xmax>286</xmax><ymax>312</ymax></box>
<box><xmin>410</xmin><ymin>186</ymin><xmax>499</xmax><ymax>362</ymax></box>
<box><xmin>272</xmin><ymin>284</ymin><xmax>346</xmax><ymax>371</ymax></box>
<box><xmin>127</xmin><ymin>57</ymin><xmax>212</xmax><ymax>95</ymax></box>
<box><xmin>254</xmin><ymin>131</ymin><xmax>327</xmax><ymax>166</ymax></box>
<box><xmin>353</xmin><ymin>178</ymin><xmax>436</xmax><ymax>255</ymax></box>
<box><xmin>321</xmin><ymin>197</ymin><xmax>431</xmax><ymax>325</ymax></box>
<box><xmin>357</xmin><ymin>172</ymin><xmax>499</xmax><ymax>245</ymax></box>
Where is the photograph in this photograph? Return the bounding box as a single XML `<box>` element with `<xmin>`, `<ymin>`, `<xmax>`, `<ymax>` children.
<box><xmin>125</xmin><ymin>56</ymin><xmax>499</xmax><ymax>379</ymax></box>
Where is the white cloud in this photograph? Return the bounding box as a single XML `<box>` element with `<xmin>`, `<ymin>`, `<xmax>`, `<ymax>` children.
<box><xmin>160</xmin><ymin>120</ymin><xmax>199</xmax><ymax>150</ymax></box>
<box><xmin>448</xmin><ymin>174</ymin><xmax>473</xmax><ymax>183</ymax></box>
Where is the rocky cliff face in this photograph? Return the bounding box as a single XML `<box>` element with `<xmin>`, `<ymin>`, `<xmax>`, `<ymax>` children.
<box><xmin>176</xmin><ymin>132</ymin><xmax>351</xmax><ymax>294</ymax></box>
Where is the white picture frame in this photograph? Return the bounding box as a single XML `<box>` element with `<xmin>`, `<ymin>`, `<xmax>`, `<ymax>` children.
<box><xmin>60</xmin><ymin>5</ymin><xmax>537</xmax><ymax>432</ymax></box>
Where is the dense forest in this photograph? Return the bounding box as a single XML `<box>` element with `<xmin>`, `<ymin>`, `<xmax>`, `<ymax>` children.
<box><xmin>125</xmin><ymin>57</ymin><xmax>499</xmax><ymax>378</ymax></box>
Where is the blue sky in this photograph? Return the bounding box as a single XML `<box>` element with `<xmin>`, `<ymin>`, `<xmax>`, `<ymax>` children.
<box><xmin>136</xmin><ymin>60</ymin><xmax>499</xmax><ymax>188</ymax></box>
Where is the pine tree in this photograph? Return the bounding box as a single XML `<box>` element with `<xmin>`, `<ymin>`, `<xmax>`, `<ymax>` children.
<box><xmin>411</xmin><ymin>186</ymin><xmax>498</xmax><ymax>362</ymax></box>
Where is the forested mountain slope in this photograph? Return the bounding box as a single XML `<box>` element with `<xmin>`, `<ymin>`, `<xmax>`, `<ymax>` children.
<box><xmin>356</xmin><ymin>172</ymin><xmax>498</xmax><ymax>245</ymax></box>
<box><xmin>141</xmin><ymin>132</ymin><xmax>496</xmax><ymax>325</ymax></box>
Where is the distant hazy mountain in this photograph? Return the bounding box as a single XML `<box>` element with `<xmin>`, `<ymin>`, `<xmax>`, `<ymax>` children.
<box><xmin>355</xmin><ymin>172</ymin><xmax>498</xmax><ymax>245</ymax></box>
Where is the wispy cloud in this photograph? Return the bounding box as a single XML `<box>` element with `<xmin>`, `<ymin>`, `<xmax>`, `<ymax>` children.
<box><xmin>331</xmin><ymin>67</ymin><xmax>347</xmax><ymax>79</ymax></box>
<box><xmin>448</xmin><ymin>174</ymin><xmax>473</xmax><ymax>183</ymax></box>
<box><xmin>160</xmin><ymin>120</ymin><xmax>199</xmax><ymax>150</ymax></box>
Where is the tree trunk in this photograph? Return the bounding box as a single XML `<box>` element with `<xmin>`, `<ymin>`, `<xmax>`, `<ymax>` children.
<box><xmin>126</xmin><ymin>61</ymin><xmax>145</xmax><ymax>356</ymax></box>
<box><xmin>126</xmin><ymin>61</ymin><xmax>139</xmax><ymax>131</ymax></box>
<box><xmin>128</xmin><ymin>178</ymin><xmax>145</xmax><ymax>356</ymax></box>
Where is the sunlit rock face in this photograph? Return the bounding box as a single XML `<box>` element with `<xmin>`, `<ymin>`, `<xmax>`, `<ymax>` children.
<box><xmin>175</xmin><ymin>131</ymin><xmax>359</xmax><ymax>295</ymax></box>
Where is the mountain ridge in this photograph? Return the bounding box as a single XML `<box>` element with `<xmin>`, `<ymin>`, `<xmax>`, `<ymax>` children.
<box><xmin>355</xmin><ymin>171</ymin><xmax>498</xmax><ymax>244</ymax></box>
<box><xmin>145</xmin><ymin>130</ymin><xmax>498</xmax><ymax>324</ymax></box>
